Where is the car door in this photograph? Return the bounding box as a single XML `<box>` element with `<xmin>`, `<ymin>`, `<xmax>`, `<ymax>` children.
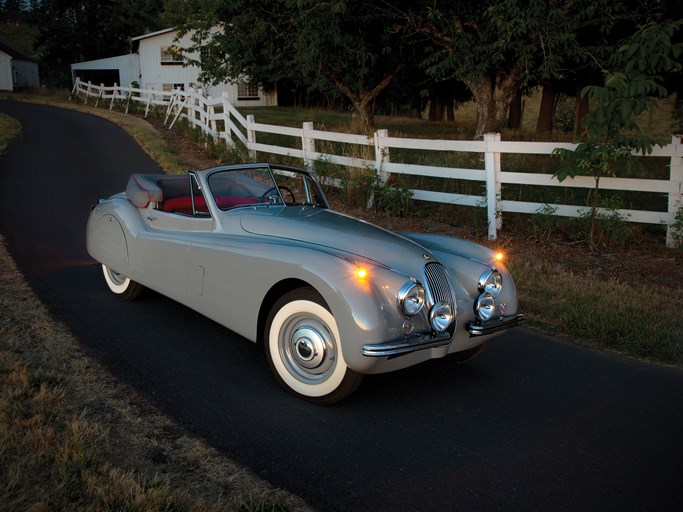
<box><xmin>132</xmin><ymin>175</ymin><xmax>214</xmax><ymax>304</ymax></box>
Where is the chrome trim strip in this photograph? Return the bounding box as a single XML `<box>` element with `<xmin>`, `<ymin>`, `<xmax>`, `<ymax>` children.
<box><xmin>363</xmin><ymin>335</ymin><xmax>452</xmax><ymax>357</ymax></box>
<box><xmin>467</xmin><ymin>314</ymin><xmax>525</xmax><ymax>337</ymax></box>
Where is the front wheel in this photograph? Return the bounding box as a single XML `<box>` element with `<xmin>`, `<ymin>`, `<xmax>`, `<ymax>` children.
<box><xmin>264</xmin><ymin>288</ymin><xmax>363</xmax><ymax>404</ymax></box>
<box><xmin>101</xmin><ymin>264</ymin><xmax>145</xmax><ymax>300</ymax></box>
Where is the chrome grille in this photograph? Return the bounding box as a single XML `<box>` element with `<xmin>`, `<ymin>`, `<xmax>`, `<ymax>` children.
<box><xmin>424</xmin><ymin>263</ymin><xmax>454</xmax><ymax>306</ymax></box>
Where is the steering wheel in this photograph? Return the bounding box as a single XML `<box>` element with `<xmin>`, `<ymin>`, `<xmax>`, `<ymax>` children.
<box><xmin>260</xmin><ymin>185</ymin><xmax>296</xmax><ymax>205</ymax></box>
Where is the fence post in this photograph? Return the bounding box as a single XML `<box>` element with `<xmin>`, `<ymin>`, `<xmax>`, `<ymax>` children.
<box><xmin>374</xmin><ymin>129</ymin><xmax>390</xmax><ymax>184</ymax></box>
<box><xmin>144</xmin><ymin>89</ymin><xmax>153</xmax><ymax>117</ymax></box>
<box><xmin>208</xmin><ymin>96</ymin><xmax>218</xmax><ymax>141</ymax></box>
<box><xmin>247</xmin><ymin>114</ymin><xmax>257</xmax><ymax>162</ymax></box>
<box><xmin>84</xmin><ymin>81</ymin><xmax>92</xmax><ymax>104</ymax></box>
<box><xmin>221</xmin><ymin>92</ymin><xmax>233</xmax><ymax>145</ymax></box>
<box><xmin>484</xmin><ymin>133</ymin><xmax>502</xmax><ymax>240</ymax></box>
<box><xmin>109</xmin><ymin>83</ymin><xmax>118</xmax><ymax>110</ymax></box>
<box><xmin>125</xmin><ymin>83</ymin><xmax>133</xmax><ymax>114</ymax></box>
<box><xmin>302</xmin><ymin>121</ymin><xmax>316</xmax><ymax>170</ymax></box>
<box><xmin>164</xmin><ymin>90</ymin><xmax>177</xmax><ymax>124</ymax></box>
<box><xmin>95</xmin><ymin>83</ymin><xmax>104</xmax><ymax>107</ymax></box>
<box><xmin>667</xmin><ymin>134</ymin><xmax>682</xmax><ymax>248</ymax></box>
<box><xmin>198</xmin><ymin>88</ymin><xmax>206</xmax><ymax>129</ymax></box>
<box><xmin>68</xmin><ymin>78</ymin><xmax>79</xmax><ymax>102</ymax></box>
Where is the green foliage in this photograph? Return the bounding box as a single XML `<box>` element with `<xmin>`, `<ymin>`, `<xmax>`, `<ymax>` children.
<box><xmin>180</xmin><ymin>0</ymin><xmax>411</xmax><ymax>132</ymax></box>
<box><xmin>553</xmin><ymin>19</ymin><xmax>682</xmax><ymax>247</ymax></box>
<box><xmin>27</xmin><ymin>0</ymin><xmax>166</xmax><ymax>87</ymax></box>
<box><xmin>576</xmin><ymin>197</ymin><xmax>634</xmax><ymax>251</ymax></box>
<box><xmin>413</xmin><ymin>0</ymin><xmax>647</xmax><ymax>137</ymax></box>
<box><xmin>313</xmin><ymin>158</ymin><xmax>379</xmax><ymax>207</ymax></box>
<box><xmin>373</xmin><ymin>182</ymin><xmax>413</xmax><ymax>218</ymax></box>
<box><xmin>529</xmin><ymin>204</ymin><xmax>562</xmax><ymax>241</ymax></box>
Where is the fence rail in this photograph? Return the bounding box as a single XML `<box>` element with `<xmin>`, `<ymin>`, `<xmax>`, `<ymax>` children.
<box><xmin>71</xmin><ymin>78</ymin><xmax>682</xmax><ymax>247</ymax></box>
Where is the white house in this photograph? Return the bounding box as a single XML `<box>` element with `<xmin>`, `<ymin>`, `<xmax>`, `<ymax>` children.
<box><xmin>71</xmin><ymin>28</ymin><xmax>277</xmax><ymax>107</ymax></box>
<box><xmin>0</xmin><ymin>41</ymin><xmax>40</xmax><ymax>91</ymax></box>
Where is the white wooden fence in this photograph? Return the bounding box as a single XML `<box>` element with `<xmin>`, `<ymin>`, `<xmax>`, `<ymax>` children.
<box><xmin>71</xmin><ymin>78</ymin><xmax>682</xmax><ymax>247</ymax></box>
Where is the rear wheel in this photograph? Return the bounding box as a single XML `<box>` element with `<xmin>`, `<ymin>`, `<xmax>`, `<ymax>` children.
<box><xmin>264</xmin><ymin>288</ymin><xmax>363</xmax><ymax>404</ymax></box>
<box><xmin>101</xmin><ymin>264</ymin><xmax>144</xmax><ymax>300</ymax></box>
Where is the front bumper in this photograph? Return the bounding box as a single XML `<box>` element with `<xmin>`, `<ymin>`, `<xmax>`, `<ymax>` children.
<box><xmin>362</xmin><ymin>313</ymin><xmax>524</xmax><ymax>357</ymax></box>
<box><xmin>362</xmin><ymin>333</ymin><xmax>452</xmax><ymax>358</ymax></box>
<box><xmin>466</xmin><ymin>314</ymin><xmax>524</xmax><ymax>337</ymax></box>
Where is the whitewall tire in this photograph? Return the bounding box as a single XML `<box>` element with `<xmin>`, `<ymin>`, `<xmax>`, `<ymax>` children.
<box><xmin>265</xmin><ymin>288</ymin><xmax>363</xmax><ymax>404</ymax></box>
<box><xmin>101</xmin><ymin>264</ymin><xmax>144</xmax><ymax>301</ymax></box>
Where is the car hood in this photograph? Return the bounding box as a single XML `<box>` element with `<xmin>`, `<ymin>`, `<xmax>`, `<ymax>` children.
<box><xmin>240</xmin><ymin>207</ymin><xmax>431</xmax><ymax>273</ymax></box>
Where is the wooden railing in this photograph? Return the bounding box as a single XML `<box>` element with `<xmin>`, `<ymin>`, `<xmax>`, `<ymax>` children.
<box><xmin>71</xmin><ymin>78</ymin><xmax>682</xmax><ymax>247</ymax></box>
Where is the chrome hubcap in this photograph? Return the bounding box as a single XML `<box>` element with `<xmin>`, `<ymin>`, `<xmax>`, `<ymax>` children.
<box><xmin>292</xmin><ymin>326</ymin><xmax>327</xmax><ymax>369</ymax></box>
<box><xmin>106</xmin><ymin>267</ymin><xmax>126</xmax><ymax>286</ymax></box>
<box><xmin>280</xmin><ymin>315</ymin><xmax>336</xmax><ymax>383</ymax></box>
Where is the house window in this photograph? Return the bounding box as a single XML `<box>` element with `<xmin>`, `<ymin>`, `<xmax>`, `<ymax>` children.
<box><xmin>163</xmin><ymin>83</ymin><xmax>185</xmax><ymax>92</ymax></box>
<box><xmin>237</xmin><ymin>80</ymin><xmax>259</xmax><ymax>100</ymax></box>
<box><xmin>200</xmin><ymin>47</ymin><xmax>211</xmax><ymax>63</ymax></box>
<box><xmin>160</xmin><ymin>46</ymin><xmax>183</xmax><ymax>65</ymax></box>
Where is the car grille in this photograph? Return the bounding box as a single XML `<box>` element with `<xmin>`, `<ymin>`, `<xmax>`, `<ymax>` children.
<box><xmin>424</xmin><ymin>262</ymin><xmax>454</xmax><ymax>306</ymax></box>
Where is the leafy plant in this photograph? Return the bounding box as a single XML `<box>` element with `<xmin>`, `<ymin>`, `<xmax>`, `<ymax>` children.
<box><xmin>530</xmin><ymin>203</ymin><xmax>561</xmax><ymax>241</ymax></box>
<box><xmin>553</xmin><ymin>20</ymin><xmax>682</xmax><ymax>249</ymax></box>
<box><xmin>373</xmin><ymin>182</ymin><xmax>413</xmax><ymax>217</ymax></box>
<box><xmin>577</xmin><ymin>196</ymin><xmax>634</xmax><ymax>251</ymax></box>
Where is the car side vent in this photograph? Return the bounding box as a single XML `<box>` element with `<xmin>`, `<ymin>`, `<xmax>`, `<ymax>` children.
<box><xmin>424</xmin><ymin>263</ymin><xmax>454</xmax><ymax>306</ymax></box>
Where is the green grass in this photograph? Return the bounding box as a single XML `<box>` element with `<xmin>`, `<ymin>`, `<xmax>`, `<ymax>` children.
<box><xmin>0</xmin><ymin>113</ymin><xmax>21</xmax><ymax>153</ymax></box>
<box><xmin>509</xmin><ymin>258</ymin><xmax>683</xmax><ymax>366</ymax></box>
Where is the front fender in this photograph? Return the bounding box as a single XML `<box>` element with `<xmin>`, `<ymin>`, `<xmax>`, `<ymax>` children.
<box><xmin>250</xmin><ymin>246</ymin><xmax>425</xmax><ymax>374</ymax></box>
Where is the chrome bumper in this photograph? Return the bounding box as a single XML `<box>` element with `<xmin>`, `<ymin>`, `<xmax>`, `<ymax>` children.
<box><xmin>362</xmin><ymin>334</ymin><xmax>452</xmax><ymax>358</ymax></box>
<box><xmin>362</xmin><ymin>313</ymin><xmax>524</xmax><ymax>357</ymax></box>
<box><xmin>466</xmin><ymin>314</ymin><xmax>524</xmax><ymax>337</ymax></box>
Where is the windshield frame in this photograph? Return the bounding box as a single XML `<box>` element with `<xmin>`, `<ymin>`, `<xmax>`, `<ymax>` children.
<box><xmin>205</xmin><ymin>164</ymin><xmax>329</xmax><ymax>212</ymax></box>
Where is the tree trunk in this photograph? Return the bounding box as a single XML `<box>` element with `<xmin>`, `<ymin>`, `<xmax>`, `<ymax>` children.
<box><xmin>467</xmin><ymin>66</ymin><xmax>524</xmax><ymax>139</ymax></box>
<box><xmin>433</xmin><ymin>98</ymin><xmax>444</xmax><ymax>122</ymax></box>
<box><xmin>508</xmin><ymin>91</ymin><xmax>522</xmax><ymax>129</ymax></box>
<box><xmin>446</xmin><ymin>100</ymin><xmax>455</xmax><ymax>122</ymax></box>
<box><xmin>331</xmin><ymin>65</ymin><xmax>403</xmax><ymax>134</ymax></box>
<box><xmin>468</xmin><ymin>79</ymin><xmax>512</xmax><ymax>139</ymax></box>
<box><xmin>536</xmin><ymin>83</ymin><xmax>555</xmax><ymax>133</ymax></box>
<box><xmin>359</xmin><ymin>100</ymin><xmax>375</xmax><ymax>133</ymax></box>
<box><xmin>574</xmin><ymin>81</ymin><xmax>589</xmax><ymax>138</ymax></box>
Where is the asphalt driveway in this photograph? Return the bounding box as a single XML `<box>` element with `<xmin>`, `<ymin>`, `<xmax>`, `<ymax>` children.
<box><xmin>1</xmin><ymin>100</ymin><xmax>682</xmax><ymax>511</ymax></box>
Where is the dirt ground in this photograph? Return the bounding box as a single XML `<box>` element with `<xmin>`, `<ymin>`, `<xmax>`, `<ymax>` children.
<box><xmin>147</xmin><ymin>117</ymin><xmax>683</xmax><ymax>290</ymax></box>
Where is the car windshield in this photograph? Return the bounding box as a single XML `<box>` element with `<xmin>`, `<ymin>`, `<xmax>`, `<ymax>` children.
<box><xmin>207</xmin><ymin>166</ymin><xmax>328</xmax><ymax>211</ymax></box>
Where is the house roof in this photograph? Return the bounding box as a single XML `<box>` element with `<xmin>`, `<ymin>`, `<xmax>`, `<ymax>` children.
<box><xmin>131</xmin><ymin>28</ymin><xmax>177</xmax><ymax>42</ymax></box>
<box><xmin>0</xmin><ymin>41</ymin><xmax>36</xmax><ymax>62</ymax></box>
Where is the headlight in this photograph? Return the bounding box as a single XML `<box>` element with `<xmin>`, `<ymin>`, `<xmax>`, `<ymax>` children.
<box><xmin>429</xmin><ymin>301</ymin><xmax>454</xmax><ymax>332</ymax></box>
<box><xmin>478</xmin><ymin>268</ymin><xmax>502</xmax><ymax>297</ymax></box>
<box><xmin>475</xmin><ymin>293</ymin><xmax>496</xmax><ymax>321</ymax></box>
<box><xmin>398</xmin><ymin>281</ymin><xmax>425</xmax><ymax>316</ymax></box>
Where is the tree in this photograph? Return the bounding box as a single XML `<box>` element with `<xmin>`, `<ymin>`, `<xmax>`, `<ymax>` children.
<box><xmin>180</xmin><ymin>0</ymin><xmax>410</xmax><ymax>133</ymax></box>
<box><xmin>553</xmin><ymin>19</ymin><xmax>683</xmax><ymax>247</ymax></box>
<box><xmin>30</xmin><ymin>0</ymin><xmax>164</xmax><ymax>87</ymax></box>
<box><xmin>405</xmin><ymin>0</ymin><xmax>660</xmax><ymax>139</ymax></box>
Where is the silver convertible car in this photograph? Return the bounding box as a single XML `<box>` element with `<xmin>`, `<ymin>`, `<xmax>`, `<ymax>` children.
<box><xmin>87</xmin><ymin>163</ymin><xmax>523</xmax><ymax>403</ymax></box>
